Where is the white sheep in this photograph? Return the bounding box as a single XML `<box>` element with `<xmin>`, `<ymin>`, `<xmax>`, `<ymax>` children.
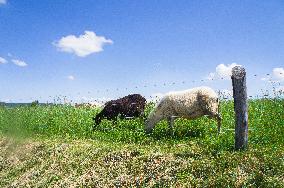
<box><xmin>145</xmin><ymin>86</ymin><xmax>221</xmax><ymax>134</ymax></box>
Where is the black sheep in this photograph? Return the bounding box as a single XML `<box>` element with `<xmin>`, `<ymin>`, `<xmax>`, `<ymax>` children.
<box><xmin>93</xmin><ymin>94</ymin><xmax>146</xmax><ymax>127</ymax></box>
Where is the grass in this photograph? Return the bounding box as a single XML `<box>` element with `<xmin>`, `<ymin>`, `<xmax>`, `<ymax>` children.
<box><xmin>0</xmin><ymin>99</ymin><xmax>283</xmax><ymax>187</ymax></box>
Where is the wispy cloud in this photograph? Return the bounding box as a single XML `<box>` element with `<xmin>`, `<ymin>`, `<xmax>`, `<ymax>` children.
<box><xmin>0</xmin><ymin>0</ymin><xmax>6</xmax><ymax>5</ymax></box>
<box><xmin>206</xmin><ymin>63</ymin><xmax>241</xmax><ymax>80</ymax></box>
<box><xmin>261</xmin><ymin>67</ymin><xmax>284</xmax><ymax>82</ymax></box>
<box><xmin>54</xmin><ymin>31</ymin><xmax>113</xmax><ymax>57</ymax></box>
<box><xmin>67</xmin><ymin>75</ymin><xmax>75</xmax><ymax>80</ymax></box>
<box><xmin>12</xmin><ymin>59</ymin><xmax>28</xmax><ymax>67</ymax></box>
<box><xmin>0</xmin><ymin>57</ymin><xmax>8</xmax><ymax>64</ymax></box>
<box><xmin>272</xmin><ymin>68</ymin><xmax>284</xmax><ymax>81</ymax></box>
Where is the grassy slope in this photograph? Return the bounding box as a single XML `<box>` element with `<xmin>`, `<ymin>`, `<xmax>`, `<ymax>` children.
<box><xmin>0</xmin><ymin>99</ymin><xmax>283</xmax><ymax>187</ymax></box>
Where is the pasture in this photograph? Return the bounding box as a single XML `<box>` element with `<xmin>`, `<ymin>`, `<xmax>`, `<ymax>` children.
<box><xmin>0</xmin><ymin>99</ymin><xmax>283</xmax><ymax>187</ymax></box>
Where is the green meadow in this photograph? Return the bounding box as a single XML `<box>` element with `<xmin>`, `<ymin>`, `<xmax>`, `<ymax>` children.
<box><xmin>0</xmin><ymin>99</ymin><xmax>283</xmax><ymax>187</ymax></box>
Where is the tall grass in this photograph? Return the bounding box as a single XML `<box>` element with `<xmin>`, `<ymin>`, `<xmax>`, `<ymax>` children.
<box><xmin>1</xmin><ymin>99</ymin><xmax>283</xmax><ymax>150</ymax></box>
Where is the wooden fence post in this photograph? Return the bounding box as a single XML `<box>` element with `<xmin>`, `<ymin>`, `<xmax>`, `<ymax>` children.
<box><xmin>231</xmin><ymin>66</ymin><xmax>248</xmax><ymax>150</ymax></box>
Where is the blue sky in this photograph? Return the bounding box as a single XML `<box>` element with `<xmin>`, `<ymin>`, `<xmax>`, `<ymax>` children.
<box><xmin>0</xmin><ymin>0</ymin><xmax>284</xmax><ymax>103</ymax></box>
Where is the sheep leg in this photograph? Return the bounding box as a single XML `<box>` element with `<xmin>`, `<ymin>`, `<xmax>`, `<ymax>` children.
<box><xmin>207</xmin><ymin>112</ymin><xmax>222</xmax><ymax>134</ymax></box>
<box><xmin>213</xmin><ymin>114</ymin><xmax>222</xmax><ymax>134</ymax></box>
<box><xmin>167</xmin><ymin>116</ymin><xmax>177</xmax><ymax>136</ymax></box>
<box><xmin>167</xmin><ymin>117</ymin><xmax>173</xmax><ymax>136</ymax></box>
<box><xmin>216</xmin><ymin>114</ymin><xmax>222</xmax><ymax>134</ymax></box>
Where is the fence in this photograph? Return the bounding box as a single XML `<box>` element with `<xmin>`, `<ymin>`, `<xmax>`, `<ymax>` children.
<box><xmin>1</xmin><ymin>69</ymin><xmax>282</xmax><ymax>109</ymax></box>
<box><xmin>231</xmin><ymin>66</ymin><xmax>248</xmax><ymax>150</ymax></box>
<box><xmin>2</xmin><ymin>67</ymin><xmax>284</xmax><ymax>151</ymax></box>
<box><xmin>8</xmin><ymin>70</ymin><xmax>282</xmax><ymax>104</ymax></box>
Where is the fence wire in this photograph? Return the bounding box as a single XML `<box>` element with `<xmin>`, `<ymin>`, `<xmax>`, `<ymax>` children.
<box><xmin>6</xmin><ymin>72</ymin><xmax>284</xmax><ymax>104</ymax></box>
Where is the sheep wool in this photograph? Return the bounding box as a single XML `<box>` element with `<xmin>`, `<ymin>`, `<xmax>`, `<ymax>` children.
<box><xmin>145</xmin><ymin>86</ymin><xmax>221</xmax><ymax>133</ymax></box>
<box><xmin>93</xmin><ymin>94</ymin><xmax>146</xmax><ymax>128</ymax></box>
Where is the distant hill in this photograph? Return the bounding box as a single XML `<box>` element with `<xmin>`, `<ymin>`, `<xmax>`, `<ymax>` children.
<box><xmin>0</xmin><ymin>102</ymin><xmax>50</xmax><ymax>107</ymax></box>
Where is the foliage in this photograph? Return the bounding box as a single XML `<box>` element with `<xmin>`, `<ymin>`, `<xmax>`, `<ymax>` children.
<box><xmin>30</xmin><ymin>100</ymin><xmax>39</xmax><ymax>107</ymax></box>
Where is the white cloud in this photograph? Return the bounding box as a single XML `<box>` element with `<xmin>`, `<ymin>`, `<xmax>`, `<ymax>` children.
<box><xmin>0</xmin><ymin>0</ymin><xmax>6</xmax><ymax>5</ymax></box>
<box><xmin>67</xmin><ymin>75</ymin><xmax>75</xmax><ymax>80</ymax></box>
<box><xmin>0</xmin><ymin>57</ymin><xmax>8</xmax><ymax>64</ymax></box>
<box><xmin>261</xmin><ymin>67</ymin><xmax>284</xmax><ymax>82</ymax></box>
<box><xmin>207</xmin><ymin>63</ymin><xmax>241</xmax><ymax>80</ymax></box>
<box><xmin>54</xmin><ymin>31</ymin><xmax>113</xmax><ymax>57</ymax></box>
<box><xmin>12</xmin><ymin>59</ymin><xmax>27</xmax><ymax>67</ymax></box>
<box><xmin>272</xmin><ymin>68</ymin><xmax>284</xmax><ymax>81</ymax></box>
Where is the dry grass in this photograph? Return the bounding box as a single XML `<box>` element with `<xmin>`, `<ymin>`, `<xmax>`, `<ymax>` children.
<box><xmin>0</xmin><ymin>135</ymin><xmax>283</xmax><ymax>187</ymax></box>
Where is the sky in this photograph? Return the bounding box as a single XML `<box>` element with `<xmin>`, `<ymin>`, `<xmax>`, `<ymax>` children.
<box><xmin>0</xmin><ymin>0</ymin><xmax>284</xmax><ymax>103</ymax></box>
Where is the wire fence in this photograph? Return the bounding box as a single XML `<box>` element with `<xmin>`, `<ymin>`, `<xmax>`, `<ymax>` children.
<box><xmin>4</xmin><ymin>71</ymin><xmax>284</xmax><ymax>105</ymax></box>
<box><xmin>77</xmin><ymin>72</ymin><xmax>283</xmax><ymax>105</ymax></box>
